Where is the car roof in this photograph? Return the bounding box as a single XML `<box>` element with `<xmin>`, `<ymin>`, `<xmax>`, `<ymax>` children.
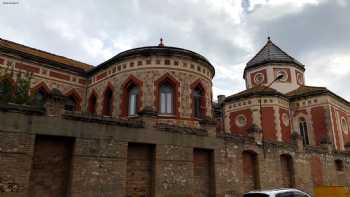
<box><xmin>246</xmin><ymin>188</ymin><xmax>306</xmax><ymax>195</ymax></box>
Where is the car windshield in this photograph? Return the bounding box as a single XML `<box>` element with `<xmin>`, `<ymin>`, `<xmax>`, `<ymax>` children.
<box><xmin>244</xmin><ymin>193</ymin><xmax>269</xmax><ymax>197</ymax></box>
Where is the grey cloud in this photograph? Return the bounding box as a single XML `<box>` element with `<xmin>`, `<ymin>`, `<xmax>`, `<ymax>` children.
<box><xmin>1</xmin><ymin>0</ymin><xmax>350</xmax><ymax>99</ymax></box>
<box><xmin>244</xmin><ymin>0</ymin><xmax>350</xmax><ymax>62</ymax></box>
<box><xmin>241</xmin><ymin>0</ymin><xmax>350</xmax><ymax>99</ymax></box>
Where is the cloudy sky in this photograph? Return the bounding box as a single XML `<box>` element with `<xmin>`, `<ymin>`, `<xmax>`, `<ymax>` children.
<box><xmin>1</xmin><ymin>0</ymin><xmax>350</xmax><ymax>100</ymax></box>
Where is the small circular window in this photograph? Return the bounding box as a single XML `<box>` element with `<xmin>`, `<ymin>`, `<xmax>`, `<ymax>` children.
<box><xmin>282</xmin><ymin>113</ymin><xmax>289</xmax><ymax>127</ymax></box>
<box><xmin>297</xmin><ymin>73</ymin><xmax>304</xmax><ymax>85</ymax></box>
<box><xmin>341</xmin><ymin>118</ymin><xmax>348</xmax><ymax>134</ymax></box>
<box><xmin>276</xmin><ymin>70</ymin><xmax>288</xmax><ymax>82</ymax></box>
<box><xmin>254</xmin><ymin>73</ymin><xmax>265</xmax><ymax>85</ymax></box>
<box><xmin>235</xmin><ymin>114</ymin><xmax>247</xmax><ymax>127</ymax></box>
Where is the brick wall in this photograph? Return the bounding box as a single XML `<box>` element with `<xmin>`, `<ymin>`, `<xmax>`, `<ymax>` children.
<box><xmin>229</xmin><ymin>109</ymin><xmax>253</xmax><ymax>135</ymax></box>
<box><xmin>262</xmin><ymin>107</ymin><xmax>276</xmax><ymax>141</ymax></box>
<box><xmin>311</xmin><ymin>106</ymin><xmax>327</xmax><ymax>145</ymax></box>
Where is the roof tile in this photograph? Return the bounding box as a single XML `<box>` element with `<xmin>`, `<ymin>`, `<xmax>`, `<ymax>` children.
<box><xmin>0</xmin><ymin>38</ymin><xmax>92</xmax><ymax>71</ymax></box>
<box><xmin>246</xmin><ymin>38</ymin><xmax>304</xmax><ymax>70</ymax></box>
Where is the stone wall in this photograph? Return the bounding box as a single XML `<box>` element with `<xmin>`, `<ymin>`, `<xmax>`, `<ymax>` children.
<box><xmin>1</xmin><ymin>108</ymin><xmax>350</xmax><ymax>197</ymax></box>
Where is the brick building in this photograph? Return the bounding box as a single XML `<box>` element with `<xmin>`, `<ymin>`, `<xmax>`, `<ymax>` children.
<box><xmin>0</xmin><ymin>37</ymin><xmax>349</xmax><ymax>197</ymax></box>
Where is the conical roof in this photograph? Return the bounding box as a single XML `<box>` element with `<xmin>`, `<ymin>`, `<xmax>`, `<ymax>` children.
<box><xmin>245</xmin><ymin>37</ymin><xmax>304</xmax><ymax>71</ymax></box>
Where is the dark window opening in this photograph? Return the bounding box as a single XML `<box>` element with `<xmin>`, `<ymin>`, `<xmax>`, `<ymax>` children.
<box><xmin>335</xmin><ymin>159</ymin><xmax>344</xmax><ymax>172</ymax></box>
<box><xmin>299</xmin><ymin>118</ymin><xmax>309</xmax><ymax>145</ymax></box>
<box><xmin>0</xmin><ymin>79</ymin><xmax>13</xmax><ymax>100</ymax></box>
<box><xmin>102</xmin><ymin>87</ymin><xmax>113</xmax><ymax>116</ymax></box>
<box><xmin>193</xmin><ymin>86</ymin><xmax>204</xmax><ymax>118</ymax></box>
<box><xmin>88</xmin><ymin>94</ymin><xmax>97</xmax><ymax>114</ymax></box>
<box><xmin>34</xmin><ymin>88</ymin><xmax>48</xmax><ymax>106</ymax></box>
<box><xmin>64</xmin><ymin>96</ymin><xmax>77</xmax><ymax>112</ymax></box>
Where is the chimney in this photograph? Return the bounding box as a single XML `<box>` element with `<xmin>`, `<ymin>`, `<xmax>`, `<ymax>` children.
<box><xmin>217</xmin><ymin>95</ymin><xmax>226</xmax><ymax>104</ymax></box>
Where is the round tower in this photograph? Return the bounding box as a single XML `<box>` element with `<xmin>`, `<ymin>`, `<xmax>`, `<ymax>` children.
<box><xmin>87</xmin><ymin>39</ymin><xmax>215</xmax><ymax>127</ymax></box>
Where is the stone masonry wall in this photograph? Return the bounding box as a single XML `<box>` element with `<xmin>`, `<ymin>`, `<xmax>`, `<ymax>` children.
<box><xmin>87</xmin><ymin>55</ymin><xmax>213</xmax><ymax>124</ymax></box>
<box><xmin>1</xmin><ymin>109</ymin><xmax>350</xmax><ymax>197</ymax></box>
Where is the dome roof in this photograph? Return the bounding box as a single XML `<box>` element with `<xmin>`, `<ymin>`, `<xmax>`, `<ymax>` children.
<box><xmin>89</xmin><ymin>45</ymin><xmax>215</xmax><ymax>76</ymax></box>
<box><xmin>245</xmin><ymin>38</ymin><xmax>304</xmax><ymax>73</ymax></box>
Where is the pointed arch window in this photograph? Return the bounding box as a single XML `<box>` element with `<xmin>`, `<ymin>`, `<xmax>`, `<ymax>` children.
<box><xmin>128</xmin><ymin>84</ymin><xmax>139</xmax><ymax>116</ymax></box>
<box><xmin>88</xmin><ymin>93</ymin><xmax>97</xmax><ymax>114</ymax></box>
<box><xmin>192</xmin><ymin>83</ymin><xmax>205</xmax><ymax>118</ymax></box>
<box><xmin>65</xmin><ymin>96</ymin><xmax>77</xmax><ymax>112</ymax></box>
<box><xmin>102</xmin><ymin>87</ymin><xmax>113</xmax><ymax>116</ymax></box>
<box><xmin>155</xmin><ymin>73</ymin><xmax>179</xmax><ymax>116</ymax></box>
<box><xmin>121</xmin><ymin>75</ymin><xmax>143</xmax><ymax>117</ymax></box>
<box><xmin>160</xmin><ymin>83</ymin><xmax>174</xmax><ymax>114</ymax></box>
<box><xmin>299</xmin><ymin>117</ymin><xmax>309</xmax><ymax>145</ymax></box>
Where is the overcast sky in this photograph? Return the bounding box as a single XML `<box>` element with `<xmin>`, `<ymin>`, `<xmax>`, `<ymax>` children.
<box><xmin>1</xmin><ymin>0</ymin><xmax>350</xmax><ymax>100</ymax></box>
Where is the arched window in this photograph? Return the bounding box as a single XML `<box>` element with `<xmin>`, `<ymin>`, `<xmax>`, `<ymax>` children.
<box><xmin>160</xmin><ymin>83</ymin><xmax>174</xmax><ymax>114</ymax></box>
<box><xmin>64</xmin><ymin>96</ymin><xmax>77</xmax><ymax>112</ymax></box>
<box><xmin>102</xmin><ymin>87</ymin><xmax>113</xmax><ymax>116</ymax></box>
<box><xmin>280</xmin><ymin>154</ymin><xmax>295</xmax><ymax>187</ymax></box>
<box><xmin>155</xmin><ymin>73</ymin><xmax>179</xmax><ymax>116</ymax></box>
<box><xmin>120</xmin><ymin>75</ymin><xmax>143</xmax><ymax>117</ymax></box>
<box><xmin>128</xmin><ymin>84</ymin><xmax>139</xmax><ymax>116</ymax></box>
<box><xmin>88</xmin><ymin>93</ymin><xmax>97</xmax><ymax>114</ymax></box>
<box><xmin>192</xmin><ymin>86</ymin><xmax>205</xmax><ymax>118</ymax></box>
<box><xmin>299</xmin><ymin>118</ymin><xmax>309</xmax><ymax>145</ymax></box>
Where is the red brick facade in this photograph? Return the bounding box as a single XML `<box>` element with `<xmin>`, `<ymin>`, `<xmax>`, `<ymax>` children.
<box><xmin>250</xmin><ymin>69</ymin><xmax>267</xmax><ymax>87</ymax></box>
<box><xmin>311</xmin><ymin>106</ymin><xmax>327</xmax><ymax>146</ymax></box>
<box><xmin>229</xmin><ymin>109</ymin><xmax>253</xmax><ymax>135</ymax></box>
<box><xmin>15</xmin><ymin>62</ymin><xmax>40</xmax><ymax>74</ymax></box>
<box><xmin>262</xmin><ymin>107</ymin><xmax>276</xmax><ymax>141</ymax></box>
<box><xmin>279</xmin><ymin>108</ymin><xmax>291</xmax><ymax>143</ymax></box>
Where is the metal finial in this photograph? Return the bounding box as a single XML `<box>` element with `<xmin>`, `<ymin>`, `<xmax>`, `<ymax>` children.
<box><xmin>159</xmin><ymin>38</ymin><xmax>164</xmax><ymax>47</ymax></box>
<box><xmin>268</xmin><ymin>36</ymin><xmax>271</xmax><ymax>41</ymax></box>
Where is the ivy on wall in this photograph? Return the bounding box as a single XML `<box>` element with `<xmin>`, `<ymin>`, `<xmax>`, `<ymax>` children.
<box><xmin>0</xmin><ymin>64</ymin><xmax>33</xmax><ymax>105</ymax></box>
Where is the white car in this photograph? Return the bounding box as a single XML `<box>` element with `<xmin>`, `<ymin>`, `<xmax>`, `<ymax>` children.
<box><xmin>243</xmin><ymin>188</ymin><xmax>311</xmax><ymax>197</ymax></box>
